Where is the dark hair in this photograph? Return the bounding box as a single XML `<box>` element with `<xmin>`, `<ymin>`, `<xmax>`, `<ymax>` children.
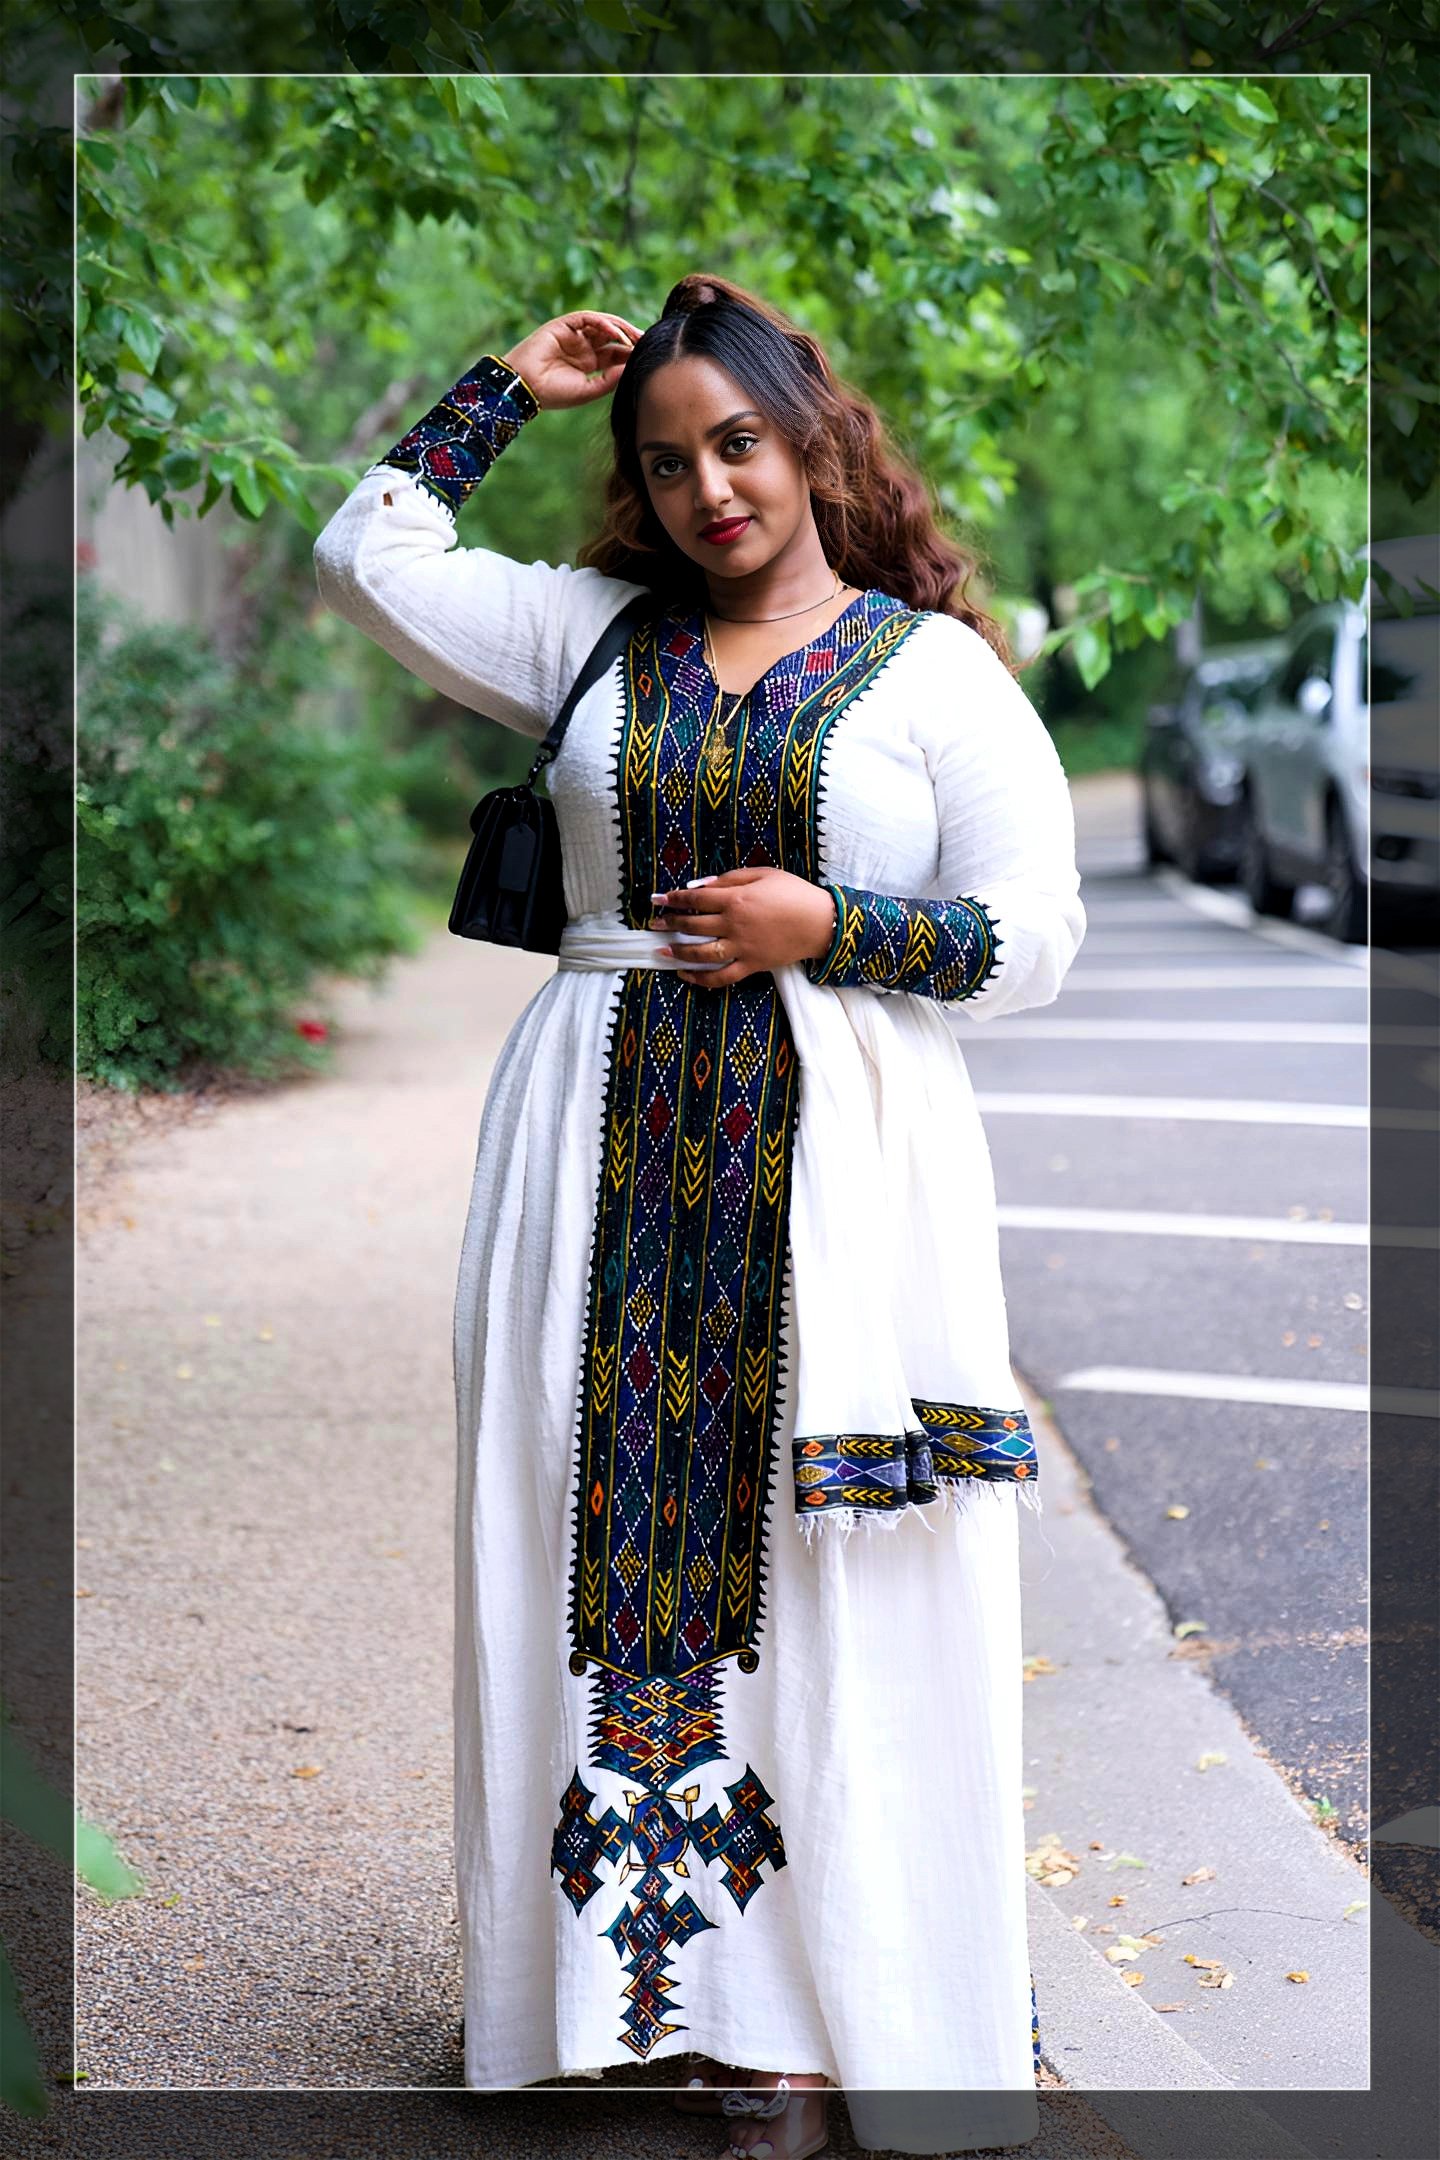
<box><xmin>576</xmin><ymin>272</ymin><xmax>1019</xmax><ymax>671</ymax></box>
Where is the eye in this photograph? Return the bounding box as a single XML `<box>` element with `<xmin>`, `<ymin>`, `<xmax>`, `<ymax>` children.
<box><xmin>725</xmin><ymin>431</ymin><xmax>758</xmax><ymax>456</ymax></box>
<box><xmin>649</xmin><ymin>455</ymin><xmax>683</xmax><ymax>479</ymax></box>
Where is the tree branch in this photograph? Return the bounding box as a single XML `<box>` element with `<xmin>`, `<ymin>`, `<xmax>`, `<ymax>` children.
<box><xmin>1206</xmin><ymin>190</ymin><xmax>1342</xmax><ymax>426</ymax></box>
<box><xmin>1254</xmin><ymin>183</ymin><xmax>1338</xmax><ymax>315</ymax></box>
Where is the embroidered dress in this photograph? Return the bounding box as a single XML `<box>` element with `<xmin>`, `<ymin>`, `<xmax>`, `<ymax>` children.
<box><xmin>313</xmin><ymin>356</ymin><xmax>1084</xmax><ymax>2148</ymax></box>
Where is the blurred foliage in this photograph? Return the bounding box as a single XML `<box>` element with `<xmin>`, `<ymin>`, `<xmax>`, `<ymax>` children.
<box><xmin>0</xmin><ymin>573</ymin><xmax>75</xmax><ymax>1074</ymax></box>
<box><xmin>9</xmin><ymin>1</ymin><xmax>1427</xmax><ymax>509</ymax></box>
<box><xmin>69</xmin><ymin>71</ymin><xmax>1367</xmax><ymax>698</ymax></box>
<box><xmin>1</xmin><ymin>1692</ymin><xmax>143</xmax><ymax>2118</ymax></box>
<box><xmin>76</xmin><ymin>579</ymin><xmax>424</xmax><ymax>1090</ymax></box>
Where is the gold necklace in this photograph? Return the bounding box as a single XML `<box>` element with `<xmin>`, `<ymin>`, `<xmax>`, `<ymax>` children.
<box><xmin>699</xmin><ymin>616</ymin><xmax>734</xmax><ymax>778</ymax></box>
<box><xmin>699</xmin><ymin>572</ymin><xmax>847</xmax><ymax>777</ymax></box>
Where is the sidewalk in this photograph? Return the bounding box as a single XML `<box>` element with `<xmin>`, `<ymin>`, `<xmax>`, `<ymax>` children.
<box><xmin>70</xmin><ymin>818</ymin><xmax>1404</xmax><ymax>2149</ymax></box>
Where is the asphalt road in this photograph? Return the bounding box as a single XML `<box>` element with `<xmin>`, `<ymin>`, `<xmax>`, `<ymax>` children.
<box><xmin>967</xmin><ymin>776</ymin><xmax>1379</xmax><ymax>1844</ymax></box>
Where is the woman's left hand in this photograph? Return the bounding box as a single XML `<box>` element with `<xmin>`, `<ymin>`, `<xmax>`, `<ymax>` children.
<box><xmin>652</xmin><ymin>867</ymin><xmax>837</xmax><ymax>986</ymax></box>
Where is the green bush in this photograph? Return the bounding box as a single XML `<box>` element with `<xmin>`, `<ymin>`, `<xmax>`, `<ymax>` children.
<box><xmin>77</xmin><ymin>581</ymin><xmax>423</xmax><ymax>1091</ymax></box>
<box><xmin>1</xmin><ymin>571</ymin><xmax>74</xmax><ymax>1075</ymax></box>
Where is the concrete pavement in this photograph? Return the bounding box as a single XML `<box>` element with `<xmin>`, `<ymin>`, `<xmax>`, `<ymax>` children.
<box><xmin>65</xmin><ymin>773</ymin><xmax>1410</xmax><ymax>2150</ymax></box>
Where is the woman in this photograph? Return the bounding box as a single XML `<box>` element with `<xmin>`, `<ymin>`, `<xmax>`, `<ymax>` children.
<box><xmin>313</xmin><ymin>275</ymin><xmax>1084</xmax><ymax>2160</ymax></box>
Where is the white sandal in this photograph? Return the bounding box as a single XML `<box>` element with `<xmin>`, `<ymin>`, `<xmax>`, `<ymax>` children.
<box><xmin>720</xmin><ymin>2077</ymin><xmax>831</xmax><ymax>2160</ymax></box>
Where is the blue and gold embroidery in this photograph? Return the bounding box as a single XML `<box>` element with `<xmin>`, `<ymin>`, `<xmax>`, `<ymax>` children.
<box><xmin>378</xmin><ymin>353</ymin><xmax>538</xmax><ymax>515</ymax></box>
<box><xmin>793</xmin><ymin>1402</ymin><xmax>1038</xmax><ymax>1520</ymax></box>
<box><xmin>805</xmin><ymin>879</ymin><xmax>1004</xmax><ymax>1000</ymax></box>
<box><xmin>557</xmin><ymin>590</ymin><xmax>934</xmax><ymax>2055</ymax></box>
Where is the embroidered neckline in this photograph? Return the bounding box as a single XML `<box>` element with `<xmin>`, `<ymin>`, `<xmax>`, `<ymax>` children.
<box><xmin>669</xmin><ymin>586</ymin><xmax>898</xmax><ymax>712</ymax></box>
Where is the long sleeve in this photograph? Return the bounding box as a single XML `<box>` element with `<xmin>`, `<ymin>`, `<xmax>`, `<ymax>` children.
<box><xmin>804</xmin><ymin>615</ymin><xmax>1085</xmax><ymax>1020</ymax></box>
<box><xmin>312</xmin><ymin>353</ymin><xmax>646</xmax><ymax>740</ymax></box>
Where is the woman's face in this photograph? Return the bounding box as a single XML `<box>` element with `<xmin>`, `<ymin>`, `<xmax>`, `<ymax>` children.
<box><xmin>633</xmin><ymin>354</ymin><xmax>811</xmax><ymax>582</ymax></box>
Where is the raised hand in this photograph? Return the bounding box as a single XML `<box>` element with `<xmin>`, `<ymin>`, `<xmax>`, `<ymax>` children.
<box><xmin>500</xmin><ymin>309</ymin><xmax>646</xmax><ymax>410</ymax></box>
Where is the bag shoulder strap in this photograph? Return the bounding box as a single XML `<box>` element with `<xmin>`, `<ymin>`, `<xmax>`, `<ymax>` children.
<box><xmin>527</xmin><ymin>592</ymin><xmax>655</xmax><ymax>782</ymax></box>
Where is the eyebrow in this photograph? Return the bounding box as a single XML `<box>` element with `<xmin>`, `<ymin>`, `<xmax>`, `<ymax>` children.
<box><xmin>637</xmin><ymin>409</ymin><xmax>764</xmax><ymax>453</ymax></box>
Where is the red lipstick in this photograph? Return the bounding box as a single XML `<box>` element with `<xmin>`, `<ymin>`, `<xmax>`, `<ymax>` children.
<box><xmin>699</xmin><ymin>517</ymin><xmax>752</xmax><ymax>545</ymax></box>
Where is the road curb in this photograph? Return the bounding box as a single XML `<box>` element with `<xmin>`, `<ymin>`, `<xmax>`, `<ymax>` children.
<box><xmin>1015</xmin><ymin>1374</ymin><xmax>1369</xmax><ymax>2096</ymax></box>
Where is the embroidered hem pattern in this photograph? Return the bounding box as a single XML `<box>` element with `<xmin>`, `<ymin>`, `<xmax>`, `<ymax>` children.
<box><xmin>378</xmin><ymin>352</ymin><xmax>538</xmax><ymax>514</ymax></box>
<box><xmin>805</xmin><ymin>879</ymin><xmax>1004</xmax><ymax>1000</ymax></box>
<box><xmin>792</xmin><ymin>1401</ymin><xmax>1039</xmax><ymax>1517</ymax></box>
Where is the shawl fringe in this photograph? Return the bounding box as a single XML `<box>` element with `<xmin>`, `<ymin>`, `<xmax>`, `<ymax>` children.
<box><xmin>795</xmin><ymin>1473</ymin><xmax>1042</xmax><ymax>1547</ymax></box>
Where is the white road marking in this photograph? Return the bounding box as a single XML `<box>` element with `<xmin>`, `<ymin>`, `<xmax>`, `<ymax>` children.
<box><xmin>971</xmin><ymin>1018</ymin><xmax>1371</xmax><ymax>1044</ymax></box>
<box><xmin>1153</xmin><ymin>867</ymin><xmax>1375</xmax><ymax>970</ymax></box>
<box><xmin>1054</xmin><ymin>1366</ymin><xmax>1387</xmax><ymax>1413</ymax></box>
<box><xmin>997</xmin><ymin>1203</ymin><xmax>1371</xmax><ymax>1244</ymax></box>
<box><xmin>974</xmin><ymin>1091</ymin><xmax>1368</xmax><ymax>1128</ymax></box>
<box><xmin>1062</xmin><ymin>966</ymin><xmax>1365</xmax><ymax>990</ymax></box>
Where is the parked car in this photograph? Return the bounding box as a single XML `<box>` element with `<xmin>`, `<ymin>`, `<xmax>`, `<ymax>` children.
<box><xmin>1141</xmin><ymin>642</ymin><xmax>1284</xmax><ymax>881</ymax></box>
<box><xmin>1230</xmin><ymin>535</ymin><xmax>1439</xmax><ymax>943</ymax></box>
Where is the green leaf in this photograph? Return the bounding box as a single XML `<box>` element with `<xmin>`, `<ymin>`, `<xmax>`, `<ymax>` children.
<box><xmin>1071</xmin><ymin>619</ymin><xmax>1111</xmax><ymax>691</ymax></box>
<box><xmin>1234</xmin><ymin>85</ymin><xmax>1279</xmax><ymax>127</ymax></box>
<box><xmin>117</xmin><ymin>309</ymin><xmax>163</xmax><ymax>375</ymax></box>
<box><xmin>229</xmin><ymin>464</ymin><xmax>268</xmax><ymax>519</ymax></box>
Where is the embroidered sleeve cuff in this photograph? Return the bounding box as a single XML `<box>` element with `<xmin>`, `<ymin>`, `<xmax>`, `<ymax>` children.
<box><xmin>803</xmin><ymin>881</ymin><xmax>1004</xmax><ymax>1001</ymax></box>
<box><xmin>377</xmin><ymin>353</ymin><xmax>540</xmax><ymax>516</ymax></box>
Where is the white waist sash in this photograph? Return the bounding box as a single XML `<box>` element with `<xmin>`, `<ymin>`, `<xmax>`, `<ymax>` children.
<box><xmin>556</xmin><ymin>914</ymin><xmax>1024</xmax><ymax>1539</ymax></box>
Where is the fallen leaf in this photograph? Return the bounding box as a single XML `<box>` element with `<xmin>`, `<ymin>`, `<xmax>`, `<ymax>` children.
<box><xmin>1109</xmin><ymin>1852</ymin><xmax>1148</xmax><ymax>1870</ymax></box>
<box><xmin>290</xmin><ymin>1764</ymin><xmax>322</xmax><ymax>1780</ymax></box>
<box><xmin>1343</xmin><ymin>1292</ymin><xmax>1363</xmax><ymax>1310</ymax></box>
<box><xmin>1199</xmin><ymin>1970</ymin><xmax>1234</xmax><ymax>1989</ymax></box>
<box><xmin>75</xmin><ymin>1587</ymin><xmax>92</xmax><ymax>1599</ymax></box>
<box><xmin>1092</xmin><ymin>1924</ymin><xmax>1116</xmax><ymax>1936</ymax></box>
<box><xmin>1182</xmin><ymin>1866</ymin><xmax>1217</xmax><ymax>1886</ymax></box>
<box><xmin>1025</xmin><ymin>1834</ymin><xmax>1082</xmax><ymax>1888</ymax></box>
<box><xmin>1173</xmin><ymin>1619</ymin><xmax>1208</xmax><ymax>1639</ymax></box>
<box><xmin>1104</xmin><ymin>1945</ymin><xmax>1139</xmax><ymax>1964</ymax></box>
<box><xmin>1343</xmin><ymin>1900</ymin><xmax>1366</xmax><ymax>1920</ymax></box>
<box><xmin>1184</xmin><ymin>1955</ymin><xmax>1226</xmax><ymax>1970</ymax></box>
<box><xmin>1286</xmin><ymin>1970</ymin><xmax>1309</xmax><ymax>1983</ymax></box>
<box><xmin>1071</xmin><ymin>1915</ymin><xmax>1090</xmax><ymax>1931</ymax></box>
<box><xmin>1165</xmin><ymin>1503</ymin><xmax>1190</xmax><ymax>1520</ymax></box>
<box><xmin>1108</xmin><ymin>1894</ymin><xmax>1127</xmax><ymax>1907</ymax></box>
<box><xmin>1281</xmin><ymin>1330</ymin><xmax>1297</xmax><ymax>1347</ymax></box>
<box><xmin>1155</xmin><ymin>2003</ymin><xmax>1184</xmax><ymax>2013</ymax></box>
<box><xmin>1121</xmin><ymin>1969</ymin><xmax>1146</xmax><ymax>1987</ymax></box>
<box><xmin>1116</xmin><ymin>1935</ymin><xmax>1152</xmax><ymax>1954</ymax></box>
<box><xmin>1307</xmin><ymin>1333</ymin><xmax>1323</xmax><ymax>1347</ymax></box>
<box><xmin>1195</xmin><ymin>1751</ymin><xmax>1227</xmax><ymax>1772</ymax></box>
<box><xmin>1089</xmin><ymin>1840</ymin><xmax>1105</xmax><ymax>1851</ymax></box>
<box><xmin>1023</xmin><ymin>1655</ymin><xmax>1059</xmax><ymax>1680</ymax></box>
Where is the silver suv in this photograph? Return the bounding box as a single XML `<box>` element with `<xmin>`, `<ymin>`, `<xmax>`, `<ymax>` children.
<box><xmin>1233</xmin><ymin>536</ymin><xmax>1439</xmax><ymax>942</ymax></box>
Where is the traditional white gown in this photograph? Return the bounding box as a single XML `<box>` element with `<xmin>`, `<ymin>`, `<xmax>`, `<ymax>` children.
<box><xmin>313</xmin><ymin>356</ymin><xmax>1084</xmax><ymax>2153</ymax></box>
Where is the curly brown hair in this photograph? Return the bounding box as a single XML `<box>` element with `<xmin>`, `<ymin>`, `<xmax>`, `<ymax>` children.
<box><xmin>576</xmin><ymin>272</ymin><xmax>1020</xmax><ymax>673</ymax></box>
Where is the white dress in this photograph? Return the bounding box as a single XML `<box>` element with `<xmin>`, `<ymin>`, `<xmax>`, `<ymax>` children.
<box><xmin>313</xmin><ymin>357</ymin><xmax>1084</xmax><ymax>2152</ymax></box>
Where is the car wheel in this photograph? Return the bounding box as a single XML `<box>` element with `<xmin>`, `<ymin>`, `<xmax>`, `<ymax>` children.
<box><xmin>1238</xmin><ymin>794</ymin><xmax>1296</xmax><ymax>919</ymax></box>
<box><xmin>1142</xmin><ymin>792</ymin><xmax>1171</xmax><ymax>867</ymax></box>
<box><xmin>1323</xmin><ymin>799</ymin><xmax>1368</xmax><ymax>944</ymax></box>
<box><xmin>1175</xmin><ymin>803</ymin><xmax>1220</xmax><ymax>884</ymax></box>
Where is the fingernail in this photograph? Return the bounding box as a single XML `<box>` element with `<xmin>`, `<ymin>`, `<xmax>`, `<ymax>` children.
<box><xmin>687</xmin><ymin>875</ymin><xmax>718</xmax><ymax>887</ymax></box>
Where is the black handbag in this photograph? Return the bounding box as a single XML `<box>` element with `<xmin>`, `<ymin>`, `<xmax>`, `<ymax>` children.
<box><xmin>448</xmin><ymin>595</ymin><xmax>653</xmax><ymax>952</ymax></box>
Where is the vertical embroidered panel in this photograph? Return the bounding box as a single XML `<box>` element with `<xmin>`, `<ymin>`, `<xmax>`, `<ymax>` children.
<box><xmin>553</xmin><ymin>589</ymin><xmax>925</xmax><ymax>2055</ymax></box>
